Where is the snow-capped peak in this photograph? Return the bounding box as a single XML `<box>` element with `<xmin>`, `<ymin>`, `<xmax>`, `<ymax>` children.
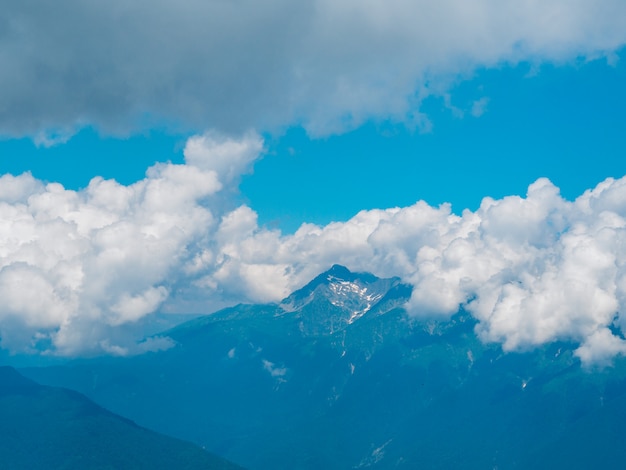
<box><xmin>279</xmin><ymin>265</ymin><xmax>411</xmax><ymax>333</ymax></box>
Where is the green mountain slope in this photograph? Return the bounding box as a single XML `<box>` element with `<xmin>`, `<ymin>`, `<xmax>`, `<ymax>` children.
<box><xmin>20</xmin><ymin>265</ymin><xmax>626</xmax><ymax>469</ymax></box>
<box><xmin>0</xmin><ymin>366</ymin><xmax>243</xmax><ymax>470</ymax></box>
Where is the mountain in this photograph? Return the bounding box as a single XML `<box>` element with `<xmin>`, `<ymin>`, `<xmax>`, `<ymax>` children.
<box><xmin>21</xmin><ymin>265</ymin><xmax>626</xmax><ymax>469</ymax></box>
<box><xmin>0</xmin><ymin>366</ymin><xmax>243</xmax><ymax>470</ymax></box>
<box><xmin>278</xmin><ymin>264</ymin><xmax>412</xmax><ymax>334</ymax></box>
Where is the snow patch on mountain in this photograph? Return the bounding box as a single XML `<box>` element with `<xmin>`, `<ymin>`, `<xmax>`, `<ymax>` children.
<box><xmin>278</xmin><ymin>265</ymin><xmax>411</xmax><ymax>335</ymax></box>
<box><xmin>326</xmin><ymin>277</ymin><xmax>384</xmax><ymax>323</ymax></box>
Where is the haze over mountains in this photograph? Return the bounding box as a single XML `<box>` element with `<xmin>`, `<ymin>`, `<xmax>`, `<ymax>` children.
<box><xmin>21</xmin><ymin>265</ymin><xmax>626</xmax><ymax>469</ymax></box>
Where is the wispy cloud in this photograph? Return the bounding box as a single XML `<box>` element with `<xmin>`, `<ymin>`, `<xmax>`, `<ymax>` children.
<box><xmin>263</xmin><ymin>359</ymin><xmax>288</xmax><ymax>378</ymax></box>
<box><xmin>1</xmin><ymin>1</ymin><xmax>625</xmax><ymax>139</ymax></box>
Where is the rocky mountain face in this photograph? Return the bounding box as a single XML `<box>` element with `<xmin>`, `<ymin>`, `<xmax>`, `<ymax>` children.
<box><xmin>278</xmin><ymin>264</ymin><xmax>412</xmax><ymax>335</ymax></box>
<box><xmin>21</xmin><ymin>265</ymin><xmax>626</xmax><ymax>469</ymax></box>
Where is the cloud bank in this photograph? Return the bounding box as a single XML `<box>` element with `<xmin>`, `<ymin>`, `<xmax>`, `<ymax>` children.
<box><xmin>1</xmin><ymin>133</ymin><xmax>626</xmax><ymax>365</ymax></box>
<box><xmin>0</xmin><ymin>132</ymin><xmax>262</xmax><ymax>355</ymax></box>
<box><xmin>2</xmin><ymin>0</ymin><xmax>625</xmax><ymax>138</ymax></box>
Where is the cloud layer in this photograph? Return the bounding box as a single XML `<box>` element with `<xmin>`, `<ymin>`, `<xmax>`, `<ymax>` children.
<box><xmin>0</xmin><ymin>132</ymin><xmax>262</xmax><ymax>355</ymax></box>
<box><xmin>2</xmin><ymin>0</ymin><xmax>625</xmax><ymax>138</ymax></box>
<box><xmin>1</xmin><ymin>133</ymin><xmax>626</xmax><ymax>365</ymax></box>
<box><xmin>206</xmin><ymin>176</ymin><xmax>626</xmax><ymax>367</ymax></box>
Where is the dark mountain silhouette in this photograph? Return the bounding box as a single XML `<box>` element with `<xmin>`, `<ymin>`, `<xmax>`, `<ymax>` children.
<box><xmin>0</xmin><ymin>366</ymin><xmax>243</xmax><ymax>470</ymax></box>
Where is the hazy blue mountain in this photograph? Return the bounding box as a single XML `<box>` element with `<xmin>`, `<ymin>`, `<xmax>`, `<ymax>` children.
<box><xmin>0</xmin><ymin>366</ymin><xmax>243</xmax><ymax>470</ymax></box>
<box><xmin>21</xmin><ymin>265</ymin><xmax>626</xmax><ymax>469</ymax></box>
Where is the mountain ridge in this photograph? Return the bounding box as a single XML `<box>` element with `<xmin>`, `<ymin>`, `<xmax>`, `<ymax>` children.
<box><xmin>19</xmin><ymin>265</ymin><xmax>626</xmax><ymax>469</ymax></box>
<box><xmin>166</xmin><ymin>264</ymin><xmax>412</xmax><ymax>340</ymax></box>
<box><xmin>0</xmin><ymin>366</ymin><xmax>243</xmax><ymax>470</ymax></box>
<box><xmin>279</xmin><ymin>264</ymin><xmax>412</xmax><ymax>336</ymax></box>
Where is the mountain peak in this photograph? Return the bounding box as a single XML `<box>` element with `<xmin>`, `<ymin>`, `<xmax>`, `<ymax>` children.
<box><xmin>280</xmin><ymin>265</ymin><xmax>412</xmax><ymax>333</ymax></box>
<box><xmin>293</xmin><ymin>265</ymin><xmax>379</xmax><ymax>295</ymax></box>
<box><xmin>327</xmin><ymin>264</ymin><xmax>349</xmax><ymax>275</ymax></box>
<box><xmin>324</xmin><ymin>264</ymin><xmax>379</xmax><ymax>284</ymax></box>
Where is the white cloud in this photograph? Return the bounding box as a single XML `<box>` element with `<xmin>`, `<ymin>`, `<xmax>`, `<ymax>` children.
<box><xmin>574</xmin><ymin>329</ymin><xmax>626</xmax><ymax>368</ymax></box>
<box><xmin>197</xmin><ymin>175</ymin><xmax>626</xmax><ymax>367</ymax></box>
<box><xmin>1</xmin><ymin>1</ymin><xmax>625</xmax><ymax>138</ymax></box>
<box><xmin>1</xmin><ymin>132</ymin><xmax>626</xmax><ymax>365</ymax></box>
<box><xmin>183</xmin><ymin>132</ymin><xmax>263</xmax><ymax>184</ymax></box>
<box><xmin>0</xmin><ymin>131</ymin><xmax>261</xmax><ymax>355</ymax></box>
<box><xmin>263</xmin><ymin>359</ymin><xmax>288</xmax><ymax>378</ymax></box>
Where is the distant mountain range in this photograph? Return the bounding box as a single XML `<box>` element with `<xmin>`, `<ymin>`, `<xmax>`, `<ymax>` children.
<box><xmin>20</xmin><ymin>265</ymin><xmax>626</xmax><ymax>469</ymax></box>
<box><xmin>0</xmin><ymin>366</ymin><xmax>242</xmax><ymax>469</ymax></box>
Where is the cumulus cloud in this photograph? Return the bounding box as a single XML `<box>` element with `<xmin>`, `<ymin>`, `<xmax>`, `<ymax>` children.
<box><xmin>1</xmin><ymin>1</ymin><xmax>625</xmax><ymax>138</ymax></box>
<box><xmin>0</xmin><ymin>131</ymin><xmax>262</xmax><ymax>355</ymax></box>
<box><xmin>2</xmin><ymin>132</ymin><xmax>626</xmax><ymax>365</ymax></box>
<box><xmin>184</xmin><ymin>169</ymin><xmax>626</xmax><ymax>367</ymax></box>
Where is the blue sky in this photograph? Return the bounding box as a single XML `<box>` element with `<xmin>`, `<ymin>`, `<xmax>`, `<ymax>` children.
<box><xmin>2</xmin><ymin>1</ymin><xmax>626</xmax><ymax>361</ymax></box>
<box><xmin>245</xmin><ymin>55</ymin><xmax>626</xmax><ymax>231</ymax></box>
<box><xmin>2</xmin><ymin>52</ymin><xmax>624</xmax><ymax>233</ymax></box>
